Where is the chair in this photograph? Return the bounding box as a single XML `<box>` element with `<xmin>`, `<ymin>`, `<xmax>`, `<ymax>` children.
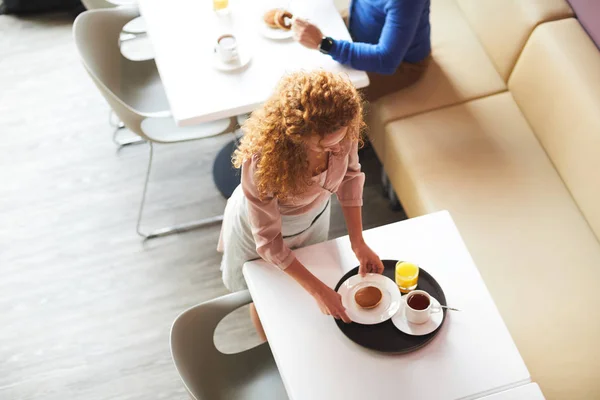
<box><xmin>105</xmin><ymin>0</ymin><xmax>146</xmax><ymax>35</ymax></box>
<box><xmin>80</xmin><ymin>0</ymin><xmax>143</xmax><ymax>34</ymax></box>
<box><xmin>82</xmin><ymin>0</ymin><xmax>153</xmax><ymax>135</ymax></box>
<box><xmin>81</xmin><ymin>0</ymin><xmax>153</xmax><ymax>61</ymax></box>
<box><xmin>74</xmin><ymin>8</ymin><xmax>237</xmax><ymax>239</ymax></box>
<box><xmin>171</xmin><ymin>291</ymin><xmax>288</xmax><ymax>400</ymax></box>
<box><xmin>81</xmin><ymin>0</ymin><xmax>117</xmax><ymax>9</ymax></box>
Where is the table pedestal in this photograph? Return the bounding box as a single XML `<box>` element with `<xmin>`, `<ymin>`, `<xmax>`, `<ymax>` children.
<box><xmin>213</xmin><ymin>139</ymin><xmax>241</xmax><ymax>199</ymax></box>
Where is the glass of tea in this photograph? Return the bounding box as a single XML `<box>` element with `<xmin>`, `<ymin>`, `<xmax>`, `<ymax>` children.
<box><xmin>395</xmin><ymin>261</ymin><xmax>419</xmax><ymax>293</ymax></box>
<box><xmin>404</xmin><ymin>290</ymin><xmax>441</xmax><ymax>324</ymax></box>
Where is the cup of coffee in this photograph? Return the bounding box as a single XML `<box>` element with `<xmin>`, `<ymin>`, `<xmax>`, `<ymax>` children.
<box><xmin>404</xmin><ymin>290</ymin><xmax>441</xmax><ymax>325</ymax></box>
<box><xmin>215</xmin><ymin>34</ymin><xmax>238</xmax><ymax>63</ymax></box>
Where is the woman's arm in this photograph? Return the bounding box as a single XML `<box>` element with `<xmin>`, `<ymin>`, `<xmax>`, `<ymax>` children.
<box><xmin>341</xmin><ymin>205</ymin><xmax>365</xmax><ymax>250</ymax></box>
<box><xmin>341</xmin><ymin>205</ymin><xmax>384</xmax><ymax>275</ymax></box>
<box><xmin>243</xmin><ymin>158</ymin><xmax>351</xmax><ymax>322</ymax></box>
<box><xmin>284</xmin><ymin>258</ymin><xmax>351</xmax><ymax>323</ymax></box>
<box><xmin>336</xmin><ymin>142</ymin><xmax>384</xmax><ymax>275</ymax></box>
<box><xmin>242</xmin><ymin>158</ymin><xmax>297</xmax><ymax>269</ymax></box>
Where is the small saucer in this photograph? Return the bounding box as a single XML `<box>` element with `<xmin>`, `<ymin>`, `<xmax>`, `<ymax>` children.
<box><xmin>259</xmin><ymin>23</ymin><xmax>293</xmax><ymax>40</ymax></box>
<box><xmin>212</xmin><ymin>49</ymin><xmax>252</xmax><ymax>72</ymax></box>
<box><xmin>337</xmin><ymin>273</ymin><xmax>401</xmax><ymax>325</ymax></box>
<box><xmin>391</xmin><ymin>295</ymin><xmax>444</xmax><ymax>336</ymax></box>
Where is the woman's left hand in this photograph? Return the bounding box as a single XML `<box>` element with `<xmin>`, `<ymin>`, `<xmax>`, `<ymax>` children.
<box><xmin>353</xmin><ymin>242</ymin><xmax>385</xmax><ymax>276</ymax></box>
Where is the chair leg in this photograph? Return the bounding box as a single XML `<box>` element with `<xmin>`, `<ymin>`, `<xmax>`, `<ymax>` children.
<box><xmin>233</xmin><ymin>116</ymin><xmax>245</xmax><ymax>146</ymax></box>
<box><xmin>109</xmin><ymin>109</ymin><xmax>125</xmax><ymax>130</ymax></box>
<box><xmin>112</xmin><ymin>126</ymin><xmax>146</xmax><ymax>147</ymax></box>
<box><xmin>109</xmin><ymin>110</ymin><xmax>145</xmax><ymax>147</ymax></box>
<box><xmin>136</xmin><ymin>143</ymin><xmax>224</xmax><ymax>240</ymax></box>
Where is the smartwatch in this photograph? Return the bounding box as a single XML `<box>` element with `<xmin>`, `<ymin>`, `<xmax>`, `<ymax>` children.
<box><xmin>319</xmin><ymin>36</ymin><xmax>334</xmax><ymax>54</ymax></box>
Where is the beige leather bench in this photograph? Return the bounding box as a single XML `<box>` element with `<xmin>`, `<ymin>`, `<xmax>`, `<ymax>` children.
<box><xmin>367</xmin><ymin>0</ymin><xmax>572</xmax><ymax>162</ymax></box>
<box><xmin>369</xmin><ymin>1</ymin><xmax>600</xmax><ymax>398</ymax></box>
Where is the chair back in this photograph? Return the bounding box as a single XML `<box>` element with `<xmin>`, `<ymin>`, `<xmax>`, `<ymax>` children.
<box><xmin>81</xmin><ymin>0</ymin><xmax>118</xmax><ymax>10</ymax></box>
<box><xmin>170</xmin><ymin>291</ymin><xmax>287</xmax><ymax>400</ymax></box>
<box><xmin>73</xmin><ymin>8</ymin><xmax>156</xmax><ymax>138</ymax></box>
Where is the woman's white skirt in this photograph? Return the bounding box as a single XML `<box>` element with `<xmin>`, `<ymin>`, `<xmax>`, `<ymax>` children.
<box><xmin>220</xmin><ymin>185</ymin><xmax>331</xmax><ymax>292</ymax></box>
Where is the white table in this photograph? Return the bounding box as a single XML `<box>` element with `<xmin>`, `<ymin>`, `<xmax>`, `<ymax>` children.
<box><xmin>477</xmin><ymin>384</ymin><xmax>545</xmax><ymax>399</ymax></box>
<box><xmin>244</xmin><ymin>211</ymin><xmax>531</xmax><ymax>400</ymax></box>
<box><xmin>139</xmin><ymin>0</ymin><xmax>369</xmax><ymax>126</ymax></box>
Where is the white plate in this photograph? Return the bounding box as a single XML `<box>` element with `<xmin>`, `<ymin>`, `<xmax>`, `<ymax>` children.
<box><xmin>391</xmin><ymin>295</ymin><xmax>444</xmax><ymax>336</ymax></box>
<box><xmin>259</xmin><ymin>21</ymin><xmax>293</xmax><ymax>40</ymax></box>
<box><xmin>337</xmin><ymin>273</ymin><xmax>402</xmax><ymax>325</ymax></box>
<box><xmin>212</xmin><ymin>48</ymin><xmax>252</xmax><ymax>72</ymax></box>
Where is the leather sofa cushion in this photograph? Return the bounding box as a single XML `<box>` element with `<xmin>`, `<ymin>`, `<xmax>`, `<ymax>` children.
<box><xmin>367</xmin><ymin>0</ymin><xmax>505</xmax><ymax>160</ymax></box>
<box><xmin>457</xmin><ymin>0</ymin><xmax>573</xmax><ymax>80</ymax></box>
<box><xmin>509</xmin><ymin>19</ymin><xmax>600</xmax><ymax>243</ymax></box>
<box><xmin>385</xmin><ymin>92</ymin><xmax>600</xmax><ymax>399</ymax></box>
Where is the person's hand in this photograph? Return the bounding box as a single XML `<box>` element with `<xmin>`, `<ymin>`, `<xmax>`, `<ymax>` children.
<box><xmin>292</xmin><ymin>18</ymin><xmax>324</xmax><ymax>50</ymax></box>
<box><xmin>312</xmin><ymin>283</ymin><xmax>352</xmax><ymax>323</ymax></box>
<box><xmin>283</xmin><ymin>258</ymin><xmax>351</xmax><ymax>323</ymax></box>
<box><xmin>353</xmin><ymin>242</ymin><xmax>385</xmax><ymax>276</ymax></box>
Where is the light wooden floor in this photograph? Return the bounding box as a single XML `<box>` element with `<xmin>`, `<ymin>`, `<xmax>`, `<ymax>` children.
<box><xmin>0</xmin><ymin>11</ymin><xmax>404</xmax><ymax>400</ymax></box>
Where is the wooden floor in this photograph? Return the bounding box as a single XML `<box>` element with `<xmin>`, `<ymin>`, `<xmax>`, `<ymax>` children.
<box><xmin>0</xmin><ymin>11</ymin><xmax>404</xmax><ymax>400</ymax></box>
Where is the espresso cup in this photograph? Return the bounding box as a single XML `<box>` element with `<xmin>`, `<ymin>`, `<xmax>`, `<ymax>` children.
<box><xmin>215</xmin><ymin>34</ymin><xmax>238</xmax><ymax>63</ymax></box>
<box><xmin>404</xmin><ymin>290</ymin><xmax>441</xmax><ymax>325</ymax></box>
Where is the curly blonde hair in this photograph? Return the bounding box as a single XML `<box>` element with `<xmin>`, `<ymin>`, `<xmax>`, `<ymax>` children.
<box><xmin>233</xmin><ymin>70</ymin><xmax>365</xmax><ymax>201</ymax></box>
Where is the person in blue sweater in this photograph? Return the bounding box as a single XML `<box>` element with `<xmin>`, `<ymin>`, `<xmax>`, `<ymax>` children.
<box><xmin>293</xmin><ymin>0</ymin><xmax>431</xmax><ymax>101</ymax></box>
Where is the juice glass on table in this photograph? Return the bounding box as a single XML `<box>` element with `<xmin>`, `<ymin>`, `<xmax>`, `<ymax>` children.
<box><xmin>213</xmin><ymin>0</ymin><xmax>229</xmax><ymax>12</ymax></box>
<box><xmin>395</xmin><ymin>261</ymin><xmax>419</xmax><ymax>293</ymax></box>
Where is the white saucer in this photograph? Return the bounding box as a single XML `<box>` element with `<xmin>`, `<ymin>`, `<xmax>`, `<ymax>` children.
<box><xmin>391</xmin><ymin>295</ymin><xmax>444</xmax><ymax>336</ymax></box>
<box><xmin>212</xmin><ymin>49</ymin><xmax>252</xmax><ymax>72</ymax></box>
<box><xmin>337</xmin><ymin>273</ymin><xmax>401</xmax><ymax>325</ymax></box>
<box><xmin>259</xmin><ymin>22</ymin><xmax>293</xmax><ymax>40</ymax></box>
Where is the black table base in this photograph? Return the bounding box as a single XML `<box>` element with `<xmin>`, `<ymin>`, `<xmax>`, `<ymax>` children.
<box><xmin>213</xmin><ymin>139</ymin><xmax>241</xmax><ymax>199</ymax></box>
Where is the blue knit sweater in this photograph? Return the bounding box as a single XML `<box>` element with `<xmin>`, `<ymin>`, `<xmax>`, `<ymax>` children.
<box><xmin>330</xmin><ymin>0</ymin><xmax>431</xmax><ymax>74</ymax></box>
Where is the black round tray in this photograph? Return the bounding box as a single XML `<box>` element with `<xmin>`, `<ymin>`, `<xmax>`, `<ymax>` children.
<box><xmin>333</xmin><ymin>259</ymin><xmax>447</xmax><ymax>354</ymax></box>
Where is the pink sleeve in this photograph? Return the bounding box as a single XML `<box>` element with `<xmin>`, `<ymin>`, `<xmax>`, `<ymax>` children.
<box><xmin>335</xmin><ymin>141</ymin><xmax>365</xmax><ymax>207</ymax></box>
<box><xmin>241</xmin><ymin>158</ymin><xmax>297</xmax><ymax>270</ymax></box>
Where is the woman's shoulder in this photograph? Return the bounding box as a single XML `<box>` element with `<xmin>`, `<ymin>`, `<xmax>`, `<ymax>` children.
<box><xmin>240</xmin><ymin>153</ymin><xmax>263</xmax><ymax>185</ymax></box>
<box><xmin>338</xmin><ymin>138</ymin><xmax>357</xmax><ymax>157</ymax></box>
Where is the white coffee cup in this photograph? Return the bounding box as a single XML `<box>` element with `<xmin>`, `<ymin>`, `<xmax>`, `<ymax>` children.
<box><xmin>404</xmin><ymin>290</ymin><xmax>441</xmax><ymax>325</ymax></box>
<box><xmin>215</xmin><ymin>34</ymin><xmax>238</xmax><ymax>63</ymax></box>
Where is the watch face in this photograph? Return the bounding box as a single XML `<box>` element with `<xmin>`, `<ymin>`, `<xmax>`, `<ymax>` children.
<box><xmin>320</xmin><ymin>37</ymin><xmax>333</xmax><ymax>54</ymax></box>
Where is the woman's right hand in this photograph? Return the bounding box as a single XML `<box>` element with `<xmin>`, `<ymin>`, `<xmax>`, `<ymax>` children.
<box><xmin>284</xmin><ymin>258</ymin><xmax>352</xmax><ymax>323</ymax></box>
<box><xmin>312</xmin><ymin>284</ymin><xmax>352</xmax><ymax>323</ymax></box>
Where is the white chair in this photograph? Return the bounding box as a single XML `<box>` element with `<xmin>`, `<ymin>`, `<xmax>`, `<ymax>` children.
<box><xmin>81</xmin><ymin>0</ymin><xmax>119</xmax><ymax>9</ymax></box>
<box><xmin>82</xmin><ymin>0</ymin><xmax>153</xmax><ymax>135</ymax></box>
<box><xmin>171</xmin><ymin>291</ymin><xmax>288</xmax><ymax>400</ymax></box>
<box><xmin>80</xmin><ymin>0</ymin><xmax>144</xmax><ymax>35</ymax></box>
<box><xmin>74</xmin><ymin>8</ymin><xmax>237</xmax><ymax>239</ymax></box>
<box><xmin>81</xmin><ymin>0</ymin><xmax>153</xmax><ymax>61</ymax></box>
<box><xmin>77</xmin><ymin>6</ymin><xmax>162</xmax><ymax>147</ymax></box>
<box><xmin>106</xmin><ymin>0</ymin><xmax>146</xmax><ymax>35</ymax></box>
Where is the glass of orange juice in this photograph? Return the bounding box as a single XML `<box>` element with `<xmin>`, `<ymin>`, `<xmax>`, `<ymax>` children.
<box><xmin>213</xmin><ymin>0</ymin><xmax>229</xmax><ymax>12</ymax></box>
<box><xmin>395</xmin><ymin>261</ymin><xmax>419</xmax><ymax>293</ymax></box>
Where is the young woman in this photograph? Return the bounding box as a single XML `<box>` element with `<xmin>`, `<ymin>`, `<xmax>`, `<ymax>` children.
<box><xmin>218</xmin><ymin>70</ymin><xmax>384</xmax><ymax>332</ymax></box>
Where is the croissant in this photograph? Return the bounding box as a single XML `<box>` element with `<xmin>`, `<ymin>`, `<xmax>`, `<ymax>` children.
<box><xmin>274</xmin><ymin>9</ymin><xmax>293</xmax><ymax>30</ymax></box>
<box><xmin>263</xmin><ymin>9</ymin><xmax>279</xmax><ymax>29</ymax></box>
